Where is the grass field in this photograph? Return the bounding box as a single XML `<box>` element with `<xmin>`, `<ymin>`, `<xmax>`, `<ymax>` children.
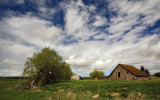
<box><xmin>0</xmin><ymin>76</ymin><xmax>160</xmax><ymax>100</ymax></box>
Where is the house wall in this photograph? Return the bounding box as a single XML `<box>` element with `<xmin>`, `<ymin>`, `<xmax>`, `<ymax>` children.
<box><xmin>108</xmin><ymin>65</ymin><xmax>150</xmax><ymax>80</ymax></box>
<box><xmin>136</xmin><ymin>77</ymin><xmax>150</xmax><ymax>80</ymax></box>
<box><xmin>71</xmin><ymin>75</ymin><xmax>80</xmax><ymax>80</ymax></box>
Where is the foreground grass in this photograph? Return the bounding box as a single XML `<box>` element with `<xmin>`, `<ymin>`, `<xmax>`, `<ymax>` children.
<box><xmin>0</xmin><ymin>76</ymin><xmax>160</xmax><ymax>100</ymax></box>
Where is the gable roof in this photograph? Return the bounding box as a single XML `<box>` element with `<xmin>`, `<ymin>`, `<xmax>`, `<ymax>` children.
<box><xmin>109</xmin><ymin>64</ymin><xmax>149</xmax><ymax>77</ymax></box>
<box><xmin>119</xmin><ymin>64</ymin><xmax>149</xmax><ymax>77</ymax></box>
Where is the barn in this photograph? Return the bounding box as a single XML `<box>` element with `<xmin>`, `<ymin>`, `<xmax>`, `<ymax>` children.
<box><xmin>108</xmin><ymin>64</ymin><xmax>150</xmax><ymax>80</ymax></box>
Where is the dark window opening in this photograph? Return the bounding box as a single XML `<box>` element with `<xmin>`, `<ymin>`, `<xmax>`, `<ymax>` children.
<box><xmin>127</xmin><ymin>71</ymin><xmax>129</xmax><ymax>74</ymax></box>
<box><xmin>118</xmin><ymin>72</ymin><xmax>120</xmax><ymax>78</ymax></box>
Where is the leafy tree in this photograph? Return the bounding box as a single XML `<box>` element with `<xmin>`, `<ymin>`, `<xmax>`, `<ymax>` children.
<box><xmin>140</xmin><ymin>65</ymin><xmax>145</xmax><ymax>71</ymax></box>
<box><xmin>140</xmin><ymin>65</ymin><xmax>150</xmax><ymax>75</ymax></box>
<box><xmin>90</xmin><ymin>70</ymin><xmax>104</xmax><ymax>79</ymax></box>
<box><xmin>23</xmin><ymin>47</ymin><xmax>72</xmax><ymax>86</ymax></box>
<box><xmin>144</xmin><ymin>69</ymin><xmax>150</xmax><ymax>75</ymax></box>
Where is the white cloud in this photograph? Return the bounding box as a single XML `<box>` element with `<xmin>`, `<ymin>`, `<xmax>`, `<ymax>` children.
<box><xmin>63</xmin><ymin>0</ymin><xmax>97</xmax><ymax>40</ymax></box>
<box><xmin>0</xmin><ymin>58</ymin><xmax>21</xmax><ymax>65</ymax></box>
<box><xmin>38</xmin><ymin>7</ymin><xmax>55</xmax><ymax>19</ymax></box>
<box><xmin>0</xmin><ymin>0</ymin><xmax>24</xmax><ymax>5</ymax></box>
<box><xmin>107</xmin><ymin>0</ymin><xmax>160</xmax><ymax>40</ymax></box>
<box><xmin>66</xmin><ymin>55</ymin><xmax>97</xmax><ymax>67</ymax></box>
<box><xmin>93</xmin><ymin>16</ymin><xmax>107</xmax><ymax>27</ymax></box>
<box><xmin>91</xmin><ymin>59</ymin><xmax>112</xmax><ymax>70</ymax></box>
<box><xmin>0</xmin><ymin>69</ymin><xmax>22</xmax><ymax>76</ymax></box>
<box><xmin>93</xmin><ymin>33</ymin><xmax>108</xmax><ymax>40</ymax></box>
<box><xmin>0</xmin><ymin>58</ymin><xmax>23</xmax><ymax>76</ymax></box>
<box><xmin>65</xmin><ymin>8</ymin><xmax>85</xmax><ymax>34</ymax></box>
<box><xmin>0</xmin><ymin>14</ymin><xmax>62</xmax><ymax>47</ymax></box>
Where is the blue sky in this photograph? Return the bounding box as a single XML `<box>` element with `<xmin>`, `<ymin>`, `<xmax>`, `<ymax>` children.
<box><xmin>0</xmin><ymin>0</ymin><xmax>160</xmax><ymax>76</ymax></box>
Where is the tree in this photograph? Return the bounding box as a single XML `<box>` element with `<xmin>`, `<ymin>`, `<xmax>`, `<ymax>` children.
<box><xmin>144</xmin><ymin>69</ymin><xmax>150</xmax><ymax>75</ymax></box>
<box><xmin>23</xmin><ymin>47</ymin><xmax>72</xmax><ymax>86</ymax></box>
<box><xmin>90</xmin><ymin>70</ymin><xmax>104</xmax><ymax>79</ymax></box>
<box><xmin>140</xmin><ymin>65</ymin><xmax>150</xmax><ymax>75</ymax></box>
<box><xmin>140</xmin><ymin>65</ymin><xmax>145</xmax><ymax>72</ymax></box>
<box><xmin>155</xmin><ymin>72</ymin><xmax>160</xmax><ymax>77</ymax></box>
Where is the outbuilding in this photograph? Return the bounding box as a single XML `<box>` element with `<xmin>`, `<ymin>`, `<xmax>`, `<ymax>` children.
<box><xmin>71</xmin><ymin>74</ymin><xmax>81</xmax><ymax>80</ymax></box>
<box><xmin>108</xmin><ymin>64</ymin><xmax>150</xmax><ymax>80</ymax></box>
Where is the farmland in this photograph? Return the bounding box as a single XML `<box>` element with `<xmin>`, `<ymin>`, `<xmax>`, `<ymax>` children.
<box><xmin>0</xmin><ymin>76</ymin><xmax>160</xmax><ymax>100</ymax></box>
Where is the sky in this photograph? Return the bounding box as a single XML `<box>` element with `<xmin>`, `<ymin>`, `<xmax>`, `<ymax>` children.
<box><xmin>0</xmin><ymin>0</ymin><xmax>160</xmax><ymax>77</ymax></box>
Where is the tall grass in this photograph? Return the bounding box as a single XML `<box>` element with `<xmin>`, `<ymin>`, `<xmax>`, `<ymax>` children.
<box><xmin>0</xmin><ymin>76</ymin><xmax>160</xmax><ymax>100</ymax></box>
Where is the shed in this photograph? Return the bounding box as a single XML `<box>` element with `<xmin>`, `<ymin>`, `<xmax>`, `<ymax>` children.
<box><xmin>108</xmin><ymin>64</ymin><xmax>150</xmax><ymax>80</ymax></box>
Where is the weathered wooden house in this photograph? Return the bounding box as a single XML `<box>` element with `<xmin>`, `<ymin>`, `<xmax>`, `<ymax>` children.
<box><xmin>108</xmin><ymin>64</ymin><xmax>150</xmax><ymax>80</ymax></box>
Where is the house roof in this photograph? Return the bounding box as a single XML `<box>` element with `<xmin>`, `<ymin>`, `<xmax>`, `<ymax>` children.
<box><xmin>119</xmin><ymin>64</ymin><xmax>149</xmax><ymax>77</ymax></box>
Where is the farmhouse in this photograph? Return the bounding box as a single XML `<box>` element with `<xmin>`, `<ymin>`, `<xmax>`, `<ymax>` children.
<box><xmin>71</xmin><ymin>74</ymin><xmax>81</xmax><ymax>80</ymax></box>
<box><xmin>108</xmin><ymin>64</ymin><xmax>150</xmax><ymax>80</ymax></box>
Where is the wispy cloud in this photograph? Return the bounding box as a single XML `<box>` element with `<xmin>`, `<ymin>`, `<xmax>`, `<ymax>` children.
<box><xmin>0</xmin><ymin>0</ymin><xmax>24</xmax><ymax>5</ymax></box>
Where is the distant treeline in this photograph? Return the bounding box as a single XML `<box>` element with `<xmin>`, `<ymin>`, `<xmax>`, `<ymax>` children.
<box><xmin>0</xmin><ymin>77</ymin><xmax>25</xmax><ymax>79</ymax></box>
<box><xmin>82</xmin><ymin>76</ymin><xmax>108</xmax><ymax>80</ymax></box>
<box><xmin>155</xmin><ymin>72</ymin><xmax>160</xmax><ymax>77</ymax></box>
<box><xmin>82</xmin><ymin>77</ymin><xmax>92</xmax><ymax>80</ymax></box>
<box><xmin>98</xmin><ymin>76</ymin><xmax>108</xmax><ymax>79</ymax></box>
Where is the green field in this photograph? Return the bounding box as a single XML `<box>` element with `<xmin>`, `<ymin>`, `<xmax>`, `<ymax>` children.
<box><xmin>0</xmin><ymin>76</ymin><xmax>160</xmax><ymax>100</ymax></box>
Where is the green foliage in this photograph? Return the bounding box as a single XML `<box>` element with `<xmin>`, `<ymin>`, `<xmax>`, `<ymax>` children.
<box><xmin>140</xmin><ymin>65</ymin><xmax>144</xmax><ymax>71</ymax></box>
<box><xmin>90</xmin><ymin>70</ymin><xmax>105</xmax><ymax>78</ymax></box>
<box><xmin>140</xmin><ymin>65</ymin><xmax>150</xmax><ymax>75</ymax></box>
<box><xmin>155</xmin><ymin>72</ymin><xmax>160</xmax><ymax>77</ymax></box>
<box><xmin>82</xmin><ymin>77</ymin><xmax>92</xmax><ymax>80</ymax></box>
<box><xmin>144</xmin><ymin>69</ymin><xmax>150</xmax><ymax>75</ymax></box>
<box><xmin>23</xmin><ymin>47</ymin><xmax>72</xmax><ymax>86</ymax></box>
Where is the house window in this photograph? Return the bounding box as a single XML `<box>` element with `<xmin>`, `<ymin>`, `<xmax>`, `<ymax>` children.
<box><xmin>118</xmin><ymin>72</ymin><xmax>120</xmax><ymax>78</ymax></box>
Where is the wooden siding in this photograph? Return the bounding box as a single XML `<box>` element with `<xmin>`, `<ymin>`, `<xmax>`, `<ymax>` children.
<box><xmin>108</xmin><ymin>65</ymin><xmax>136</xmax><ymax>80</ymax></box>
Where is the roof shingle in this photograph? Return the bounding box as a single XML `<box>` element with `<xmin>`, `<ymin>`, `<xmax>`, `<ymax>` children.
<box><xmin>119</xmin><ymin>64</ymin><xmax>149</xmax><ymax>77</ymax></box>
